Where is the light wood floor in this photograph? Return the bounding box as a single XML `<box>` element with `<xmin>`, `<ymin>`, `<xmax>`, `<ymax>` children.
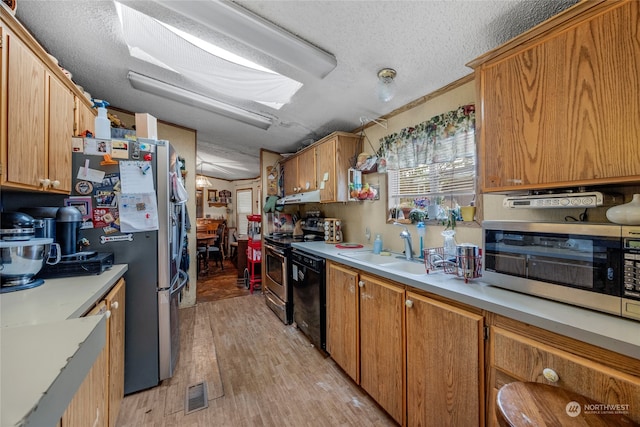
<box><xmin>116</xmin><ymin>294</ymin><xmax>397</xmax><ymax>426</ymax></box>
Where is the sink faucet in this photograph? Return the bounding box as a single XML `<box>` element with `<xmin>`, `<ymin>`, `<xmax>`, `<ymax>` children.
<box><xmin>393</xmin><ymin>222</ymin><xmax>414</xmax><ymax>260</ymax></box>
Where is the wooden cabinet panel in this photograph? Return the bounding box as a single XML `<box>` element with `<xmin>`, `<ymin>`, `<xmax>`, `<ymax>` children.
<box><xmin>5</xmin><ymin>29</ymin><xmax>46</xmax><ymax>189</ymax></box>
<box><xmin>297</xmin><ymin>148</ymin><xmax>316</xmax><ymax>192</ymax></box>
<box><xmin>48</xmin><ymin>73</ymin><xmax>74</xmax><ymax>193</ymax></box>
<box><xmin>473</xmin><ymin>1</ymin><xmax>640</xmax><ymax>192</ymax></box>
<box><xmin>75</xmin><ymin>96</ymin><xmax>95</xmax><ymax>136</ymax></box>
<box><xmin>491</xmin><ymin>326</ymin><xmax>640</xmax><ymax>423</ymax></box>
<box><xmin>316</xmin><ymin>133</ymin><xmax>361</xmax><ymax>202</ymax></box>
<box><xmin>406</xmin><ymin>292</ymin><xmax>484</xmax><ymax>427</ymax></box>
<box><xmin>359</xmin><ymin>274</ymin><xmax>404</xmax><ymax>425</ymax></box>
<box><xmin>282</xmin><ymin>156</ymin><xmax>298</xmax><ymax>195</ymax></box>
<box><xmin>326</xmin><ymin>262</ymin><xmax>359</xmax><ymax>382</ymax></box>
<box><xmin>106</xmin><ymin>279</ymin><xmax>125</xmax><ymax>427</ymax></box>
<box><xmin>62</xmin><ymin>302</ymin><xmax>108</xmax><ymax>427</ymax></box>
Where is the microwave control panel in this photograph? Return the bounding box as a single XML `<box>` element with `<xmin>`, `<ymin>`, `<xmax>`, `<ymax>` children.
<box><xmin>623</xmin><ymin>233</ymin><xmax>640</xmax><ymax>300</ymax></box>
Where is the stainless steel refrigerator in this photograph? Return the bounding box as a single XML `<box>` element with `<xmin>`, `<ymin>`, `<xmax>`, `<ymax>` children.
<box><xmin>72</xmin><ymin>138</ymin><xmax>188</xmax><ymax>394</ymax></box>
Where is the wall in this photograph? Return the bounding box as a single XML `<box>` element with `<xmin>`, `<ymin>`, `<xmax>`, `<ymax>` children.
<box><xmin>200</xmin><ymin>177</ymin><xmax>234</xmax><ymax>224</ymax></box>
<box><xmin>315</xmin><ymin>78</ymin><xmax>480</xmax><ymax>255</ymax></box>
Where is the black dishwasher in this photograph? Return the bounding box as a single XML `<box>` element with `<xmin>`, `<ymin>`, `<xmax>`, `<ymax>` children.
<box><xmin>291</xmin><ymin>248</ymin><xmax>326</xmax><ymax>352</ymax></box>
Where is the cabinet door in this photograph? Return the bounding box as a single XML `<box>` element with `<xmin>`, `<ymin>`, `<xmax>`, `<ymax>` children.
<box><xmin>282</xmin><ymin>156</ymin><xmax>298</xmax><ymax>195</ymax></box>
<box><xmin>479</xmin><ymin>1</ymin><xmax>640</xmax><ymax>191</ymax></box>
<box><xmin>75</xmin><ymin>96</ymin><xmax>95</xmax><ymax>136</ymax></box>
<box><xmin>5</xmin><ymin>29</ymin><xmax>46</xmax><ymax>189</ymax></box>
<box><xmin>106</xmin><ymin>279</ymin><xmax>125</xmax><ymax>427</ymax></box>
<box><xmin>359</xmin><ymin>273</ymin><xmax>405</xmax><ymax>425</ymax></box>
<box><xmin>406</xmin><ymin>292</ymin><xmax>484</xmax><ymax>427</ymax></box>
<box><xmin>297</xmin><ymin>148</ymin><xmax>316</xmax><ymax>192</ymax></box>
<box><xmin>48</xmin><ymin>73</ymin><xmax>73</xmax><ymax>193</ymax></box>
<box><xmin>316</xmin><ymin>137</ymin><xmax>336</xmax><ymax>202</ymax></box>
<box><xmin>491</xmin><ymin>326</ymin><xmax>640</xmax><ymax>424</ymax></box>
<box><xmin>326</xmin><ymin>262</ymin><xmax>359</xmax><ymax>382</ymax></box>
<box><xmin>62</xmin><ymin>302</ymin><xmax>108</xmax><ymax>427</ymax></box>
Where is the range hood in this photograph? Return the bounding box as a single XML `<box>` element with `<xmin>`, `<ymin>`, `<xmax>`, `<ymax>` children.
<box><xmin>277</xmin><ymin>190</ymin><xmax>321</xmax><ymax>205</ymax></box>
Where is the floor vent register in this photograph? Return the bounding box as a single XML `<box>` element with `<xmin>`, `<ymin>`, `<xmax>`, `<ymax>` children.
<box><xmin>185</xmin><ymin>381</ymin><xmax>209</xmax><ymax>414</ymax></box>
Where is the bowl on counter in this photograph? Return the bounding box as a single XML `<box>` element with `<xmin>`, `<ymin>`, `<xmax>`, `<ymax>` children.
<box><xmin>0</xmin><ymin>238</ymin><xmax>53</xmax><ymax>286</ymax></box>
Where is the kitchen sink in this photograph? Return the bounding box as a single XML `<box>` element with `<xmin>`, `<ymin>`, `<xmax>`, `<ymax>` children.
<box><xmin>338</xmin><ymin>251</ymin><xmax>427</xmax><ymax>275</ymax></box>
<box><xmin>382</xmin><ymin>260</ymin><xmax>427</xmax><ymax>275</ymax></box>
<box><xmin>338</xmin><ymin>250</ymin><xmax>399</xmax><ymax>265</ymax></box>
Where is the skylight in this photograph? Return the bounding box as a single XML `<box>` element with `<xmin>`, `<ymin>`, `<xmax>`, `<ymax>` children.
<box><xmin>114</xmin><ymin>1</ymin><xmax>302</xmax><ymax>110</ymax></box>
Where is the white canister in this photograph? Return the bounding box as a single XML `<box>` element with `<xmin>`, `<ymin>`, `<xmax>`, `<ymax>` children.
<box><xmin>606</xmin><ymin>194</ymin><xmax>640</xmax><ymax>225</ymax></box>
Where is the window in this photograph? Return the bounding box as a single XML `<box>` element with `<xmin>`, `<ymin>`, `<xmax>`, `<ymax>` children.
<box><xmin>379</xmin><ymin>105</ymin><xmax>476</xmax><ymax>222</ymax></box>
<box><xmin>236</xmin><ymin>188</ymin><xmax>253</xmax><ymax>235</ymax></box>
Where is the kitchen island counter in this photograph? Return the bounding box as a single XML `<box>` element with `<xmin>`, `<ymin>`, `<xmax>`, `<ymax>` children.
<box><xmin>0</xmin><ymin>265</ymin><xmax>128</xmax><ymax>427</ymax></box>
<box><xmin>292</xmin><ymin>242</ymin><xmax>639</xmax><ymax>360</ymax></box>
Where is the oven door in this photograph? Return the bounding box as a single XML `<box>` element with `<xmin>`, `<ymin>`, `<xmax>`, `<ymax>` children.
<box><xmin>264</xmin><ymin>243</ymin><xmax>288</xmax><ymax>302</ymax></box>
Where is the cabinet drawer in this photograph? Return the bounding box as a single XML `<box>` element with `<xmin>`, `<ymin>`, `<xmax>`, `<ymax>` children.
<box><xmin>491</xmin><ymin>326</ymin><xmax>640</xmax><ymax>423</ymax></box>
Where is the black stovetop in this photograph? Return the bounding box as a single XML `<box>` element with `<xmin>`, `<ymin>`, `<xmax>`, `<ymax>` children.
<box><xmin>264</xmin><ymin>233</ymin><xmax>323</xmax><ymax>248</ymax></box>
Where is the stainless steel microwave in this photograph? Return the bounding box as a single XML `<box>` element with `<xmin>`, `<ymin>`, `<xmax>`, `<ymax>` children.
<box><xmin>482</xmin><ymin>221</ymin><xmax>640</xmax><ymax>321</ymax></box>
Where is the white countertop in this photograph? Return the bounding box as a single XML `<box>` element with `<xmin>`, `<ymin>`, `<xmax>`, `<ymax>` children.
<box><xmin>0</xmin><ymin>265</ymin><xmax>128</xmax><ymax>427</ymax></box>
<box><xmin>292</xmin><ymin>242</ymin><xmax>640</xmax><ymax>360</ymax></box>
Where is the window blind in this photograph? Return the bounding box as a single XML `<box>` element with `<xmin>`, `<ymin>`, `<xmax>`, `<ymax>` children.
<box><xmin>236</xmin><ymin>189</ymin><xmax>252</xmax><ymax>235</ymax></box>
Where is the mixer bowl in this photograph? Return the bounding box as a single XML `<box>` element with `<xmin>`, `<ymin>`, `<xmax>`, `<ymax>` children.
<box><xmin>0</xmin><ymin>238</ymin><xmax>53</xmax><ymax>285</ymax></box>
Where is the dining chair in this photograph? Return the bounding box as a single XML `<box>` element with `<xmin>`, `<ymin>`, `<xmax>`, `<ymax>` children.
<box><xmin>228</xmin><ymin>227</ymin><xmax>238</xmax><ymax>261</ymax></box>
<box><xmin>207</xmin><ymin>223</ymin><xmax>226</xmax><ymax>270</ymax></box>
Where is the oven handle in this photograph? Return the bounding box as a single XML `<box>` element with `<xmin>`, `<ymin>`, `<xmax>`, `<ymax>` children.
<box><xmin>265</xmin><ymin>243</ymin><xmax>287</xmax><ymax>257</ymax></box>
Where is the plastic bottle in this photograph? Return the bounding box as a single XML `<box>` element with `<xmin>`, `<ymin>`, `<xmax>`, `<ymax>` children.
<box><xmin>373</xmin><ymin>234</ymin><xmax>383</xmax><ymax>254</ymax></box>
<box><xmin>93</xmin><ymin>99</ymin><xmax>111</xmax><ymax>139</ymax></box>
<box><xmin>416</xmin><ymin>221</ymin><xmax>425</xmax><ymax>258</ymax></box>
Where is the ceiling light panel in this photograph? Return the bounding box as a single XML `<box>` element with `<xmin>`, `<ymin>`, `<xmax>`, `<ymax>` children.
<box><xmin>127</xmin><ymin>71</ymin><xmax>272</xmax><ymax>130</ymax></box>
<box><xmin>154</xmin><ymin>0</ymin><xmax>337</xmax><ymax>79</ymax></box>
<box><xmin>116</xmin><ymin>1</ymin><xmax>302</xmax><ymax>107</ymax></box>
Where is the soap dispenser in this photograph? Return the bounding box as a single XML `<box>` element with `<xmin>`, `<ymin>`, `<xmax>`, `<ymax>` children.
<box><xmin>373</xmin><ymin>234</ymin><xmax>383</xmax><ymax>254</ymax></box>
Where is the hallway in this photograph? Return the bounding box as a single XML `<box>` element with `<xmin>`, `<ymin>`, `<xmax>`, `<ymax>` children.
<box><xmin>116</xmin><ymin>294</ymin><xmax>396</xmax><ymax>426</ymax></box>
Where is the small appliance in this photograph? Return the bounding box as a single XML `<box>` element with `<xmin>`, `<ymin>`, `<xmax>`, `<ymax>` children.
<box><xmin>0</xmin><ymin>238</ymin><xmax>55</xmax><ymax>291</ymax></box>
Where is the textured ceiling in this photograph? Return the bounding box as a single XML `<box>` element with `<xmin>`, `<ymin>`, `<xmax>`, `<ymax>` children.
<box><xmin>15</xmin><ymin>0</ymin><xmax>578</xmax><ymax>180</ymax></box>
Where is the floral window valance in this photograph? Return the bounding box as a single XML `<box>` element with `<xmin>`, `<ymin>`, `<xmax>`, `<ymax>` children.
<box><xmin>377</xmin><ymin>104</ymin><xmax>475</xmax><ymax>170</ymax></box>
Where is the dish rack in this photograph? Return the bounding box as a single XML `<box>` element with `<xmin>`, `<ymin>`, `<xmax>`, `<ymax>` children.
<box><xmin>422</xmin><ymin>247</ymin><xmax>483</xmax><ymax>283</ymax></box>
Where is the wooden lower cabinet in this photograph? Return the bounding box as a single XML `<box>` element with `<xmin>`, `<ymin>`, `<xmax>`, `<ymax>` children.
<box><xmin>488</xmin><ymin>316</ymin><xmax>640</xmax><ymax>426</ymax></box>
<box><xmin>359</xmin><ymin>273</ymin><xmax>405</xmax><ymax>425</ymax></box>
<box><xmin>326</xmin><ymin>262</ymin><xmax>359</xmax><ymax>383</ymax></box>
<box><xmin>106</xmin><ymin>279</ymin><xmax>126</xmax><ymax>427</ymax></box>
<box><xmin>327</xmin><ymin>261</ymin><xmax>484</xmax><ymax>426</ymax></box>
<box><xmin>62</xmin><ymin>302</ymin><xmax>108</xmax><ymax>427</ymax></box>
<box><xmin>61</xmin><ymin>279</ymin><xmax>126</xmax><ymax>427</ymax></box>
<box><xmin>405</xmin><ymin>291</ymin><xmax>484</xmax><ymax>426</ymax></box>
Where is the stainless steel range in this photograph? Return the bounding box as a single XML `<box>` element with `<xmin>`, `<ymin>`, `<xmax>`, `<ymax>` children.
<box><xmin>263</xmin><ymin>235</ymin><xmax>293</xmax><ymax>324</ymax></box>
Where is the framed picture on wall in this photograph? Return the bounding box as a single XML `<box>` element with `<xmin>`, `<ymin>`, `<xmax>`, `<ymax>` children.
<box><xmin>208</xmin><ymin>189</ymin><xmax>218</xmax><ymax>202</ymax></box>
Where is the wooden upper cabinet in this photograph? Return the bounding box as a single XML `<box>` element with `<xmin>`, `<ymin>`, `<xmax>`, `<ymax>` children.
<box><xmin>297</xmin><ymin>148</ymin><xmax>316</xmax><ymax>192</ymax></box>
<box><xmin>282</xmin><ymin>156</ymin><xmax>298</xmax><ymax>195</ymax></box>
<box><xmin>48</xmin><ymin>73</ymin><xmax>74</xmax><ymax>193</ymax></box>
<box><xmin>469</xmin><ymin>0</ymin><xmax>640</xmax><ymax>192</ymax></box>
<box><xmin>3</xmin><ymin>28</ymin><xmax>47</xmax><ymax>190</ymax></box>
<box><xmin>75</xmin><ymin>96</ymin><xmax>96</xmax><ymax>136</ymax></box>
<box><xmin>316</xmin><ymin>132</ymin><xmax>361</xmax><ymax>203</ymax></box>
<box><xmin>1</xmin><ymin>9</ymin><xmax>88</xmax><ymax>193</ymax></box>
